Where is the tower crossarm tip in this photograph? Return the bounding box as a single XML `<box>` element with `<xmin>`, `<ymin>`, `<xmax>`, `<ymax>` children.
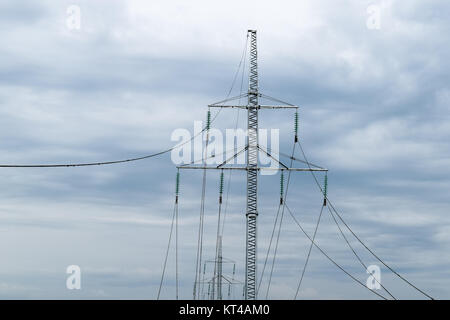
<box><xmin>208</xmin><ymin>104</ymin><xmax>298</xmax><ymax>109</ymax></box>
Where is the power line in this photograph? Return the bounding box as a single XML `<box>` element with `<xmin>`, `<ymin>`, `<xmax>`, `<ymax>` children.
<box><xmin>325</xmin><ymin>204</ymin><xmax>396</xmax><ymax>300</ymax></box>
<box><xmin>194</xmin><ymin>34</ymin><xmax>249</xmax><ymax>299</ymax></box>
<box><xmin>265</xmin><ymin>143</ymin><xmax>297</xmax><ymax>299</ymax></box>
<box><xmin>296</xmin><ymin>140</ymin><xmax>434</xmax><ymax>300</ymax></box>
<box><xmin>221</xmin><ymin>33</ymin><xmax>248</xmax><ymax>238</ymax></box>
<box><xmin>294</xmin><ymin>203</ymin><xmax>325</xmax><ymax>299</ymax></box>
<box><xmin>257</xmin><ymin>200</ymin><xmax>282</xmax><ymax>296</ymax></box>
<box><xmin>0</xmin><ymin>109</ymin><xmax>223</xmax><ymax>168</ymax></box>
<box><xmin>285</xmin><ymin>204</ymin><xmax>388</xmax><ymax>300</ymax></box>
<box><xmin>175</xmin><ymin>172</ymin><xmax>180</xmax><ymax>300</ymax></box>
<box><xmin>157</xmin><ymin>193</ymin><xmax>177</xmax><ymax>300</ymax></box>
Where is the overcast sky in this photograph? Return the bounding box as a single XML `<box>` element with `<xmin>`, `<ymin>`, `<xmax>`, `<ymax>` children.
<box><xmin>0</xmin><ymin>0</ymin><xmax>449</xmax><ymax>299</ymax></box>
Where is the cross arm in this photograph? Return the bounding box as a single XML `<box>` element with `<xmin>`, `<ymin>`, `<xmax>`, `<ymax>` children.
<box><xmin>177</xmin><ymin>166</ymin><xmax>327</xmax><ymax>172</ymax></box>
<box><xmin>208</xmin><ymin>105</ymin><xmax>298</xmax><ymax>109</ymax></box>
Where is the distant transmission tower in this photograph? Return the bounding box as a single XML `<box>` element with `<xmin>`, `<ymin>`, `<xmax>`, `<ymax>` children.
<box><xmin>179</xmin><ymin>30</ymin><xmax>326</xmax><ymax>300</ymax></box>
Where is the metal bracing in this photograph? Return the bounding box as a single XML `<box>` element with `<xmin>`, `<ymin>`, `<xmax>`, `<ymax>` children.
<box><xmin>208</xmin><ymin>105</ymin><xmax>298</xmax><ymax>109</ymax></box>
<box><xmin>245</xmin><ymin>29</ymin><xmax>258</xmax><ymax>300</ymax></box>
<box><xmin>208</xmin><ymin>92</ymin><xmax>297</xmax><ymax>108</ymax></box>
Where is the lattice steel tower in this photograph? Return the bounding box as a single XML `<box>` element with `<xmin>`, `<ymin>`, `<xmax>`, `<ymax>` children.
<box><xmin>245</xmin><ymin>29</ymin><xmax>259</xmax><ymax>300</ymax></box>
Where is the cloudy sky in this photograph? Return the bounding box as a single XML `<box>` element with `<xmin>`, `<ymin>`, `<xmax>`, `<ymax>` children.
<box><xmin>0</xmin><ymin>0</ymin><xmax>449</xmax><ymax>299</ymax></box>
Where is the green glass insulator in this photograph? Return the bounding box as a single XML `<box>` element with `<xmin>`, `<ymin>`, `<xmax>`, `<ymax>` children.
<box><xmin>176</xmin><ymin>171</ymin><xmax>180</xmax><ymax>195</ymax></box>
<box><xmin>206</xmin><ymin>110</ymin><xmax>211</xmax><ymax>130</ymax></box>
<box><xmin>280</xmin><ymin>172</ymin><xmax>284</xmax><ymax>196</ymax></box>
<box><xmin>219</xmin><ymin>172</ymin><xmax>224</xmax><ymax>194</ymax></box>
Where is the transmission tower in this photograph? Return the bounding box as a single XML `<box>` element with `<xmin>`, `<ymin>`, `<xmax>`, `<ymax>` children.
<box><xmin>179</xmin><ymin>30</ymin><xmax>327</xmax><ymax>300</ymax></box>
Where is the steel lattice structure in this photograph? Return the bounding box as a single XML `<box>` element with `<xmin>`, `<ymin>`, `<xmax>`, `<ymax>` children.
<box><xmin>245</xmin><ymin>29</ymin><xmax>259</xmax><ymax>300</ymax></box>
